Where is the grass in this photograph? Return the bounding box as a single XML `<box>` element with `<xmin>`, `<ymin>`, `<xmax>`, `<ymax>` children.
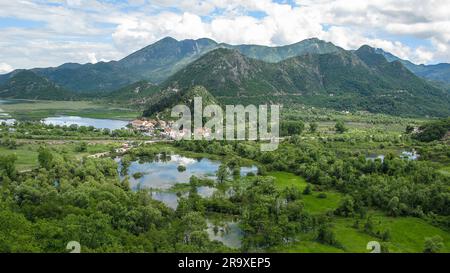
<box><xmin>267</xmin><ymin>171</ymin><xmax>308</xmax><ymax>190</ymax></box>
<box><xmin>315</xmin><ymin>121</ymin><xmax>407</xmax><ymax>134</ymax></box>
<box><xmin>0</xmin><ymin>100</ymin><xmax>139</xmax><ymax>120</ymax></box>
<box><xmin>267</xmin><ymin>171</ymin><xmax>342</xmax><ymax>214</ymax></box>
<box><xmin>0</xmin><ymin>142</ymin><xmax>118</xmax><ymax>171</ymax></box>
<box><xmin>332</xmin><ymin>212</ymin><xmax>450</xmax><ymax>253</ymax></box>
<box><xmin>366</xmin><ymin>212</ymin><xmax>450</xmax><ymax>253</ymax></box>
<box><xmin>266</xmin><ymin>171</ymin><xmax>450</xmax><ymax>253</ymax></box>
<box><xmin>272</xmin><ymin>212</ymin><xmax>450</xmax><ymax>253</ymax></box>
<box><xmin>0</xmin><ymin>145</ymin><xmax>39</xmax><ymax>171</ymax></box>
<box><xmin>271</xmin><ymin>240</ymin><xmax>344</xmax><ymax>253</ymax></box>
<box><xmin>439</xmin><ymin>165</ymin><xmax>450</xmax><ymax>177</ymax></box>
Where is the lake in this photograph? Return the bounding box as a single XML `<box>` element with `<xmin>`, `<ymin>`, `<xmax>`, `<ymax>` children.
<box><xmin>43</xmin><ymin>116</ymin><xmax>128</xmax><ymax>130</ymax></box>
<box><xmin>366</xmin><ymin>154</ymin><xmax>385</xmax><ymax>162</ymax></box>
<box><xmin>366</xmin><ymin>150</ymin><xmax>419</xmax><ymax>162</ymax></box>
<box><xmin>401</xmin><ymin>150</ymin><xmax>420</xmax><ymax>160</ymax></box>
<box><xmin>206</xmin><ymin>220</ymin><xmax>243</xmax><ymax>249</ymax></box>
<box><xmin>118</xmin><ymin>153</ymin><xmax>257</xmax><ymax>209</ymax></box>
<box><xmin>122</xmin><ymin>154</ymin><xmax>258</xmax><ymax>191</ymax></box>
<box><xmin>0</xmin><ymin>119</ymin><xmax>16</xmax><ymax>125</ymax></box>
<box><xmin>0</xmin><ymin>99</ymin><xmax>33</xmax><ymax>105</ymax></box>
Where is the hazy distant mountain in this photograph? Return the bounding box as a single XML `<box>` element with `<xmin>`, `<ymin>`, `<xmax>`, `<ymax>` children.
<box><xmin>0</xmin><ymin>70</ymin><xmax>74</xmax><ymax>100</ymax></box>
<box><xmin>148</xmin><ymin>47</ymin><xmax>449</xmax><ymax>117</ymax></box>
<box><xmin>374</xmin><ymin>48</ymin><xmax>450</xmax><ymax>84</ymax></box>
<box><xmin>221</xmin><ymin>38</ymin><xmax>343</xmax><ymax>63</ymax></box>
<box><xmin>2</xmin><ymin>37</ymin><xmax>218</xmax><ymax>93</ymax></box>
<box><xmin>0</xmin><ymin>37</ymin><xmax>347</xmax><ymax>93</ymax></box>
<box><xmin>118</xmin><ymin>37</ymin><xmax>218</xmax><ymax>83</ymax></box>
<box><xmin>0</xmin><ymin>36</ymin><xmax>449</xmax><ymax>117</ymax></box>
<box><xmin>2</xmin><ymin>36</ymin><xmax>447</xmax><ymax>94</ymax></box>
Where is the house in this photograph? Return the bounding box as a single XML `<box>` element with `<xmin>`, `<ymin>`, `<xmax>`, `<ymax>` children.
<box><xmin>194</xmin><ymin>127</ymin><xmax>212</xmax><ymax>138</ymax></box>
<box><xmin>162</xmin><ymin>128</ymin><xmax>190</xmax><ymax>140</ymax></box>
<box><xmin>130</xmin><ymin>119</ymin><xmax>156</xmax><ymax>132</ymax></box>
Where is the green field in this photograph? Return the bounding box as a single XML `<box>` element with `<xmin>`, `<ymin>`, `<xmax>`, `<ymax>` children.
<box><xmin>0</xmin><ymin>100</ymin><xmax>140</xmax><ymax>120</ymax></box>
<box><xmin>0</xmin><ymin>145</ymin><xmax>39</xmax><ymax>171</ymax></box>
<box><xmin>267</xmin><ymin>171</ymin><xmax>449</xmax><ymax>253</ymax></box>
<box><xmin>0</xmin><ymin>142</ymin><xmax>117</xmax><ymax>171</ymax></box>
<box><xmin>268</xmin><ymin>171</ymin><xmax>342</xmax><ymax>214</ymax></box>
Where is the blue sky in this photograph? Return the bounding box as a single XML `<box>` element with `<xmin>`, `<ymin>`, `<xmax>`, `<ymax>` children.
<box><xmin>0</xmin><ymin>0</ymin><xmax>449</xmax><ymax>73</ymax></box>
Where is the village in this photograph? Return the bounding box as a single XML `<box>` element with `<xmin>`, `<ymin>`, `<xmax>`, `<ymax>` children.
<box><xmin>129</xmin><ymin>118</ymin><xmax>213</xmax><ymax>140</ymax></box>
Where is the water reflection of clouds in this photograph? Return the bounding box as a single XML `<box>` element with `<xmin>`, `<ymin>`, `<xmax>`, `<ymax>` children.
<box><xmin>123</xmin><ymin>154</ymin><xmax>257</xmax><ymax>192</ymax></box>
<box><xmin>169</xmin><ymin>154</ymin><xmax>197</xmax><ymax>165</ymax></box>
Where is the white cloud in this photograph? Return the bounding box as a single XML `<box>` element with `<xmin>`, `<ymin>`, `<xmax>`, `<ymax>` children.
<box><xmin>0</xmin><ymin>0</ymin><xmax>449</xmax><ymax>68</ymax></box>
<box><xmin>87</xmin><ymin>52</ymin><xmax>97</xmax><ymax>64</ymax></box>
<box><xmin>0</xmin><ymin>62</ymin><xmax>13</xmax><ymax>74</ymax></box>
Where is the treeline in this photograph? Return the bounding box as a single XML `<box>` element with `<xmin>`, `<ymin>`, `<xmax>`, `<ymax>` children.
<box><xmin>0</xmin><ymin>121</ymin><xmax>141</xmax><ymax>139</ymax></box>
<box><xmin>173</xmin><ymin>140</ymin><xmax>450</xmax><ymax>220</ymax></box>
<box><xmin>411</xmin><ymin>118</ymin><xmax>450</xmax><ymax>142</ymax></box>
<box><xmin>0</xmin><ymin>148</ymin><xmax>230</xmax><ymax>253</ymax></box>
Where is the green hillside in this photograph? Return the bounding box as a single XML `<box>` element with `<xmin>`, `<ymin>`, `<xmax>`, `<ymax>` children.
<box><xmin>143</xmin><ymin>85</ymin><xmax>218</xmax><ymax>119</ymax></box>
<box><xmin>0</xmin><ymin>70</ymin><xmax>75</xmax><ymax>100</ymax></box>
<box><xmin>150</xmin><ymin>48</ymin><xmax>449</xmax><ymax>117</ymax></box>
<box><xmin>105</xmin><ymin>81</ymin><xmax>160</xmax><ymax>105</ymax></box>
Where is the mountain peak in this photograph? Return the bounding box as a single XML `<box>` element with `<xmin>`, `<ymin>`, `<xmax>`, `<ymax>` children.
<box><xmin>357</xmin><ymin>44</ymin><xmax>376</xmax><ymax>53</ymax></box>
<box><xmin>355</xmin><ymin>45</ymin><xmax>389</xmax><ymax>66</ymax></box>
<box><xmin>158</xmin><ymin>36</ymin><xmax>178</xmax><ymax>43</ymax></box>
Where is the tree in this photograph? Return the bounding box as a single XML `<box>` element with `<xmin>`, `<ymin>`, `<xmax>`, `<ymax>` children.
<box><xmin>364</xmin><ymin>217</ymin><xmax>374</xmax><ymax>235</ymax></box>
<box><xmin>0</xmin><ymin>210</ymin><xmax>40</xmax><ymax>252</ymax></box>
<box><xmin>38</xmin><ymin>147</ymin><xmax>54</xmax><ymax>170</ymax></box>
<box><xmin>0</xmin><ymin>154</ymin><xmax>17</xmax><ymax>180</ymax></box>
<box><xmin>281</xmin><ymin>121</ymin><xmax>305</xmax><ymax>136</ymax></box>
<box><xmin>309</xmin><ymin>122</ymin><xmax>318</xmax><ymax>133</ymax></box>
<box><xmin>336</xmin><ymin>196</ymin><xmax>355</xmax><ymax>217</ymax></box>
<box><xmin>335</xmin><ymin>121</ymin><xmax>347</xmax><ymax>134</ymax></box>
<box><xmin>381</xmin><ymin>229</ymin><xmax>391</xmax><ymax>241</ymax></box>
<box><xmin>387</xmin><ymin>196</ymin><xmax>400</xmax><ymax>217</ymax></box>
<box><xmin>405</xmin><ymin>125</ymin><xmax>414</xmax><ymax>134</ymax></box>
<box><xmin>413</xmin><ymin>118</ymin><xmax>450</xmax><ymax>142</ymax></box>
<box><xmin>316</xmin><ymin>225</ymin><xmax>338</xmax><ymax>246</ymax></box>
<box><xmin>423</xmin><ymin>235</ymin><xmax>444</xmax><ymax>253</ymax></box>
<box><xmin>75</xmin><ymin>142</ymin><xmax>88</xmax><ymax>152</ymax></box>
<box><xmin>216</xmin><ymin>164</ymin><xmax>229</xmax><ymax>183</ymax></box>
<box><xmin>303</xmin><ymin>184</ymin><xmax>312</xmax><ymax>195</ymax></box>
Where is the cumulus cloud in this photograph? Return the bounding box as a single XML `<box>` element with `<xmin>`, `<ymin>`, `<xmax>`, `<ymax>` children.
<box><xmin>0</xmin><ymin>0</ymin><xmax>448</xmax><ymax>68</ymax></box>
<box><xmin>0</xmin><ymin>62</ymin><xmax>13</xmax><ymax>74</ymax></box>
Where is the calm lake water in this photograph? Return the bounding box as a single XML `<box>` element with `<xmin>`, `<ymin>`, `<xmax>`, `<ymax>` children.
<box><xmin>366</xmin><ymin>154</ymin><xmax>385</xmax><ymax>162</ymax></box>
<box><xmin>206</xmin><ymin>220</ymin><xmax>243</xmax><ymax>249</ymax></box>
<box><xmin>118</xmin><ymin>153</ymin><xmax>257</xmax><ymax>210</ymax></box>
<box><xmin>0</xmin><ymin>119</ymin><xmax>16</xmax><ymax>125</ymax></box>
<box><xmin>122</xmin><ymin>154</ymin><xmax>258</xmax><ymax>191</ymax></box>
<box><xmin>43</xmin><ymin>116</ymin><xmax>128</xmax><ymax>130</ymax></box>
<box><xmin>366</xmin><ymin>150</ymin><xmax>419</xmax><ymax>162</ymax></box>
<box><xmin>0</xmin><ymin>99</ymin><xmax>32</xmax><ymax>105</ymax></box>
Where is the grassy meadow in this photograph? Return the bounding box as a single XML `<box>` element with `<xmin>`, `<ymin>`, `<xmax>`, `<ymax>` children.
<box><xmin>0</xmin><ymin>100</ymin><xmax>140</xmax><ymax>120</ymax></box>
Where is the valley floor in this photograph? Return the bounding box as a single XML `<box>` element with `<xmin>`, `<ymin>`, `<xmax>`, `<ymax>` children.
<box><xmin>0</xmin><ymin>101</ymin><xmax>449</xmax><ymax>253</ymax></box>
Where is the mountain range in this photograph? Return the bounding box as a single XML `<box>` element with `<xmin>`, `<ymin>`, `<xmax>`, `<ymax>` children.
<box><xmin>146</xmin><ymin>46</ymin><xmax>448</xmax><ymax>117</ymax></box>
<box><xmin>0</xmin><ymin>70</ymin><xmax>75</xmax><ymax>100</ymax></box>
<box><xmin>0</xmin><ymin>37</ymin><xmax>344</xmax><ymax>93</ymax></box>
<box><xmin>0</xmin><ymin>37</ymin><xmax>449</xmax><ymax>117</ymax></box>
<box><xmin>375</xmin><ymin>48</ymin><xmax>450</xmax><ymax>85</ymax></box>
